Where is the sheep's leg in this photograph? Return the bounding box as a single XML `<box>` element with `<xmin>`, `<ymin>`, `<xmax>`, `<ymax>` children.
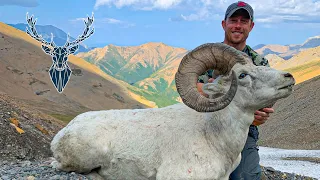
<box><xmin>92</xmin><ymin>158</ymin><xmax>155</xmax><ymax>180</ymax></box>
<box><xmin>230</xmin><ymin>153</ymin><xmax>242</xmax><ymax>173</ymax></box>
<box><xmin>51</xmin><ymin>159</ymin><xmax>61</xmax><ymax>170</ymax></box>
<box><xmin>51</xmin><ymin>159</ymin><xmax>103</xmax><ymax>179</ymax></box>
<box><xmin>85</xmin><ymin>171</ymin><xmax>105</xmax><ymax>180</ymax></box>
<box><xmin>50</xmin><ymin>156</ymin><xmax>97</xmax><ymax>174</ymax></box>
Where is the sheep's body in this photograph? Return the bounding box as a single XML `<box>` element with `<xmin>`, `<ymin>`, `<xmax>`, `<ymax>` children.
<box><xmin>51</xmin><ymin>102</ymin><xmax>251</xmax><ymax>180</ymax></box>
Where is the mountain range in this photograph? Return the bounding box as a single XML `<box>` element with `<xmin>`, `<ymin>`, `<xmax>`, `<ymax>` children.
<box><xmin>0</xmin><ymin>22</ymin><xmax>157</xmax><ymax>123</ymax></box>
<box><xmin>8</xmin><ymin>23</ymin><xmax>93</xmax><ymax>53</ymax></box>
<box><xmin>76</xmin><ymin>37</ymin><xmax>320</xmax><ymax>107</ymax></box>
<box><xmin>76</xmin><ymin>42</ymin><xmax>188</xmax><ymax>106</ymax></box>
<box><xmin>4</xmin><ymin>22</ymin><xmax>320</xmax><ymax>108</ymax></box>
<box><xmin>253</xmin><ymin>35</ymin><xmax>320</xmax><ymax>59</ymax></box>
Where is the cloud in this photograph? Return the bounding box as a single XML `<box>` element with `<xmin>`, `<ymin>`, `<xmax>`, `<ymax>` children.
<box><xmin>169</xmin><ymin>8</ymin><xmax>223</xmax><ymax>22</ymax></box>
<box><xmin>255</xmin><ymin>15</ymin><xmax>302</xmax><ymax>24</ymax></box>
<box><xmin>94</xmin><ymin>0</ymin><xmax>320</xmax><ymax>24</ymax></box>
<box><xmin>70</xmin><ymin>17</ymin><xmax>135</xmax><ymax>28</ymax></box>
<box><xmin>102</xmin><ymin>18</ymin><xmax>123</xmax><ymax>24</ymax></box>
<box><xmin>101</xmin><ymin>18</ymin><xmax>135</xmax><ymax>27</ymax></box>
<box><xmin>180</xmin><ymin>8</ymin><xmax>210</xmax><ymax>21</ymax></box>
<box><xmin>0</xmin><ymin>0</ymin><xmax>38</xmax><ymax>7</ymax></box>
<box><xmin>94</xmin><ymin>0</ymin><xmax>182</xmax><ymax>10</ymax></box>
<box><xmin>251</xmin><ymin>0</ymin><xmax>320</xmax><ymax>24</ymax></box>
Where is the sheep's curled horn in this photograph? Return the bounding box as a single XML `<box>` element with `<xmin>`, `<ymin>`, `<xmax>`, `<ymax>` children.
<box><xmin>175</xmin><ymin>43</ymin><xmax>248</xmax><ymax>112</ymax></box>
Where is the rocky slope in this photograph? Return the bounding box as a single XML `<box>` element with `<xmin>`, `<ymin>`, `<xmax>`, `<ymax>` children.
<box><xmin>259</xmin><ymin>75</ymin><xmax>320</xmax><ymax>150</ymax></box>
<box><xmin>0</xmin><ymin>22</ymin><xmax>156</xmax><ymax>122</ymax></box>
<box><xmin>0</xmin><ymin>93</ymin><xmax>64</xmax><ymax>162</ymax></box>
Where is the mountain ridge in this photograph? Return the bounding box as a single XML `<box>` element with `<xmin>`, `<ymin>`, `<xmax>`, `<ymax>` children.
<box><xmin>8</xmin><ymin>23</ymin><xmax>93</xmax><ymax>53</ymax></box>
<box><xmin>0</xmin><ymin>22</ymin><xmax>156</xmax><ymax>120</ymax></box>
<box><xmin>254</xmin><ymin>35</ymin><xmax>320</xmax><ymax>59</ymax></box>
<box><xmin>77</xmin><ymin>36</ymin><xmax>320</xmax><ymax>107</ymax></box>
<box><xmin>8</xmin><ymin>20</ymin><xmax>319</xmax><ymax>108</ymax></box>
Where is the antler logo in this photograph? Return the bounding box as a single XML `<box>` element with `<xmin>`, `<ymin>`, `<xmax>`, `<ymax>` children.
<box><xmin>25</xmin><ymin>12</ymin><xmax>94</xmax><ymax>93</ymax></box>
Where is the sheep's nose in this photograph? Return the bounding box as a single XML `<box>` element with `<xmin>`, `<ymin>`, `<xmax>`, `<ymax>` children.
<box><xmin>284</xmin><ymin>73</ymin><xmax>293</xmax><ymax>78</ymax></box>
<box><xmin>284</xmin><ymin>72</ymin><xmax>295</xmax><ymax>84</ymax></box>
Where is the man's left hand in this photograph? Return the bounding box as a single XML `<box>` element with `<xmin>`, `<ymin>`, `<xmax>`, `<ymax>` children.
<box><xmin>252</xmin><ymin>108</ymin><xmax>274</xmax><ymax>126</ymax></box>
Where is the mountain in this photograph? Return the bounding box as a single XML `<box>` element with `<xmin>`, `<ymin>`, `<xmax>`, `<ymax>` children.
<box><xmin>266</xmin><ymin>45</ymin><xmax>320</xmax><ymax>84</ymax></box>
<box><xmin>300</xmin><ymin>35</ymin><xmax>320</xmax><ymax>49</ymax></box>
<box><xmin>76</xmin><ymin>36</ymin><xmax>320</xmax><ymax>107</ymax></box>
<box><xmin>265</xmin><ymin>54</ymin><xmax>287</xmax><ymax>68</ymax></box>
<box><xmin>254</xmin><ymin>35</ymin><xmax>320</xmax><ymax>59</ymax></box>
<box><xmin>76</xmin><ymin>42</ymin><xmax>188</xmax><ymax>84</ymax></box>
<box><xmin>0</xmin><ymin>22</ymin><xmax>156</xmax><ymax>122</ymax></box>
<box><xmin>8</xmin><ymin>23</ymin><xmax>93</xmax><ymax>54</ymax></box>
<box><xmin>252</xmin><ymin>44</ymin><xmax>266</xmax><ymax>50</ymax></box>
<box><xmin>76</xmin><ymin>42</ymin><xmax>188</xmax><ymax>107</ymax></box>
<box><xmin>254</xmin><ymin>44</ymin><xmax>292</xmax><ymax>59</ymax></box>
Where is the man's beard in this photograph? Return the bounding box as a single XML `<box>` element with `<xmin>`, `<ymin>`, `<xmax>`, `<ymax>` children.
<box><xmin>226</xmin><ymin>32</ymin><xmax>248</xmax><ymax>44</ymax></box>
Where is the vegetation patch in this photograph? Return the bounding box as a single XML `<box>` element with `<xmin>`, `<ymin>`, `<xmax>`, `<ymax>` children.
<box><xmin>284</xmin><ymin>59</ymin><xmax>320</xmax><ymax>73</ymax></box>
<box><xmin>49</xmin><ymin>113</ymin><xmax>79</xmax><ymax>123</ymax></box>
<box><xmin>127</xmin><ymin>85</ymin><xmax>179</xmax><ymax>107</ymax></box>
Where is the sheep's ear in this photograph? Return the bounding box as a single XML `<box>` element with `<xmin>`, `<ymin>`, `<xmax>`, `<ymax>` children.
<box><xmin>202</xmin><ymin>79</ymin><xmax>227</xmax><ymax>99</ymax></box>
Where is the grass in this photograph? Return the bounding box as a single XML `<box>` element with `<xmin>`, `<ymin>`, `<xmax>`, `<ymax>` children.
<box><xmin>282</xmin><ymin>59</ymin><xmax>320</xmax><ymax>84</ymax></box>
<box><xmin>283</xmin><ymin>59</ymin><xmax>320</xmax><ymax>73</ymax></box>
<box><xmin>49</xmin><ymin>113</ymin><xmax>79</xmax><ymax>123</ymax></box>
<box><xmin>127</xmin><ymin>85</ymin><xmax>179</xmax><ymax>107</ymax></box>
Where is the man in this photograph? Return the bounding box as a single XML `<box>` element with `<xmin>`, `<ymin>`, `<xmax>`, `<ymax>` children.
<box><xmin>197</xmin><ymin>1</ymin><xmax>274</xmax><ymax>179</ymax></box>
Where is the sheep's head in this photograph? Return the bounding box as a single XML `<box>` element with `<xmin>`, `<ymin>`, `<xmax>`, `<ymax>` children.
<box><xmin>175</xmin><ymin>43</ymin><xmax>295</xmax><ymax>112</ymax></box>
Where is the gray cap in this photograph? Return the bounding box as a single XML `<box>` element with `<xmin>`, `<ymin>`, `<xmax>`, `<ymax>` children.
<box><xmin>224</xmin><ymin>1</ymin><xmax>254</xmax><ymax>20</ymax></box>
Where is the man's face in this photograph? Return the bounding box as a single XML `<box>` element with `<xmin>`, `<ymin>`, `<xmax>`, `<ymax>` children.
<box><xmin>222</xmin><ymin>10</ymin><xmax>254</xmax><ymax>45</ymax></box>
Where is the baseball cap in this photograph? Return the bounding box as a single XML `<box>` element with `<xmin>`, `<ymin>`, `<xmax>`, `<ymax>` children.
<box><xmin>224</xmin><ymin>1</ymin><xmax>254</xmax><ymax>21</ymax></box>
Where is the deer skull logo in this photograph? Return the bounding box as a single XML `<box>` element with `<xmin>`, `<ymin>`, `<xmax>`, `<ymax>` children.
<box><xmin>25</xmin><ymin>12</ymin><xmax>94</xmax><ymax>93</ymax></box>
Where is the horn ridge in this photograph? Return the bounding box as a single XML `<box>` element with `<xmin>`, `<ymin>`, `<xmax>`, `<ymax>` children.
<box><xmin>175</xmin><ymin>43</ymin><xmax>244</xmax><ymax>112</ymax></box>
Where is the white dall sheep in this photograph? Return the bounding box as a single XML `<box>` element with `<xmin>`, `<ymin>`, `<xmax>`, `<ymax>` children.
<box><xmin>50</xmin><ymin>43</ymin><xmax>295</xmax><ymax>180</ymax></box>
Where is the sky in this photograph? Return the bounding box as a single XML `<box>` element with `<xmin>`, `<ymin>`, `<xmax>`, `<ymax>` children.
<box><xmin>0</xmin><ymin>0</ymin><xmax>320</xmax><ymax>50</ymax></box>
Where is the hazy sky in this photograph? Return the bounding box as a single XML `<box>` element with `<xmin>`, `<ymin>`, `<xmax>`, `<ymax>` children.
<box><xmin>0</xmin><ymin>0</ymin><xmax>320</xmax><ymax>49</ymax></box>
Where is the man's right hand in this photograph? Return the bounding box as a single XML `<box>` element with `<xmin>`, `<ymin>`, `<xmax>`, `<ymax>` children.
<box><xmin>197</xmin><ymin>82</ymin><xmax>206</xmax><ymax>96</ymax></box>
<box><xmin>196</xmin><ymin>78</ymin><xmax>215</xmax><ymax>97</ymax></box>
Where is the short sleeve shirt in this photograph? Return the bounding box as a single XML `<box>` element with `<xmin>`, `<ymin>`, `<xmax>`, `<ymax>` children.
<box><xmin>197</xmin><ymin>45</ymin><xmax>270</xmax><ymax>83</ymax></box>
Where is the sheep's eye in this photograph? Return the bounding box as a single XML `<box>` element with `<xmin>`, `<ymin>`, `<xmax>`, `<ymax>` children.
<box><xmin>238</xmin><ymin>73</ymin><xmax>247</xmax><ymax>79</ymax></box>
